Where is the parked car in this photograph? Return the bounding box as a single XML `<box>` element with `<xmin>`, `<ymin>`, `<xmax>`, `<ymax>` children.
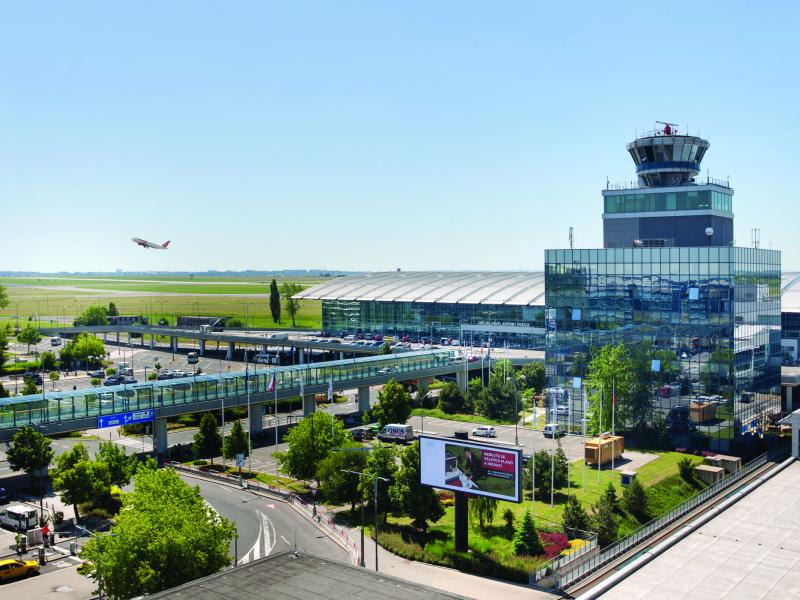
<box><xmin>104</xmin><ymin>376</ymin><xmax>123</xmax><ymax>386</ymax></box>
<box><xmin>122</xmin><ymin>376</ymin><xmax>137</xmax><ymax>384</ymax></box>
<box><xmin>471</xmin><ymin>425</ymin><xmax>497</xmax><ymax>438</ymax></box>
<box><xmin>87</xmin><ymin>369</ymin><xmax>105</xmax><ymax>378</ymax></box>
<box><xmin>350</xmin><ymin>428</ymin><xmax>372</xmax><ymax>442</ymax></box>
<box><xmin>0</xmin><ymin>558</ymin><xmax>40</xmax><ymax>580</ymax></box>
<box><xmin>0</xmin><ymin>487</ymin><xmax>9</xmax><ymax>504</ymax></box>
<box><xmin>172</xmin><ymin>370</ymin><xmax>188</xmax><ymax>378</ymax></box>
<box><xmin>543</xmin><ymin>423</ymin><xmax>566</xmax><ymax>438</ymax></box>
<box><xmin>157</xmin><ymin>371</ymin><xmax>175</xmax><ymax>380</ymax></box>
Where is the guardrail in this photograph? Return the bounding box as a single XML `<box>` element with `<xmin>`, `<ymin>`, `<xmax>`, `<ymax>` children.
<box><xmin>533</xmin><ymin>528</ymin><xmax>598</xmax><ymax>583</ymax></box>
<box><xmin>555</xmin><ymin>452</ymin><xmax>770</xmax><ymax>590</ymax></box>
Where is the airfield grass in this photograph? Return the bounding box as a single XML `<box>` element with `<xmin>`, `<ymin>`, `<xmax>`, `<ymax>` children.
<box><xmin>0</xmin><ymin>276</ymin><xmax>324</xmax><ymax>329</ymax></box>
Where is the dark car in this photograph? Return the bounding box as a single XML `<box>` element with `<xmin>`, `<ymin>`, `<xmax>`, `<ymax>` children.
<box><xmin>87</xmin><ymin>370</ymin><xmax>105</xmax><ymax>379</ymax></box>
<box><xmin>23</xmin><ymin>372</ymin><xmax>43</xmax><ymax>385</ymax></box>
<box><xmin>350</xmin><ymin>428</ymin><xmax>372</xmax><ymax>442</ymax></box>
<box><xmin>666</xmin><ymin>405</ymin><xmax>695</xmax><ymax>432</ymax></box>
<box><xmin>104</xmin><ymin>375</ymin><xmax>123</xmax><ymax>386</ymax></box>
<box><xmin>122</xmin><ymin>376</ymin><xmax>137</xmax><ymax>384</ymax></box>
<box><xmin>157</xmin><ymin>371</ymin><xmax>175</xmax><ymax>380</ymax></box>
<box><xmin>0</xmin><ymin>487</ymin><xmax>10</xmax><ymax>504</ymax></box>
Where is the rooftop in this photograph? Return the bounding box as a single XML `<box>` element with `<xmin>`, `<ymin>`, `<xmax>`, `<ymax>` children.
<box><xmin>149</xmin><ymin>551</ymin><xmax>470</xmax><ymax>600</ymax></box>
<box><xmin>294</xmin><ymin>271</ymin><xmax>546</xmax><ymax>306</ymax></box>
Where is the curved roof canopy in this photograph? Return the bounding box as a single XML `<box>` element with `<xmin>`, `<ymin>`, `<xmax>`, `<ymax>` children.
<box><xmin>294</xmin><ymin>271</ymin><xmax>546</xmax><ymax>306</ymax></box>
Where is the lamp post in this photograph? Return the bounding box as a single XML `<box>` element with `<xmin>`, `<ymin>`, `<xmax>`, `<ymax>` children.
<box><xmin>507</xmin><ymin>375</ymin><xmax>519</xmax><ymax>446</ymax></box>
<box><xmin>75</xmin><ymin>524</ymin><xmax>118</xmax><ymax>600</ymax></box>
<box><xmin>341</xmin><ymin>469</ymin><xmax>388</xmax><ymax>572</ymax></box>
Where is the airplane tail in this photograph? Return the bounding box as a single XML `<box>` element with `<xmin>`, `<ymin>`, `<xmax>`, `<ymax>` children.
<box><xmin>163</xmin><ymin>241</ymin><xmax>170</xmax><ymax>248</ymax></box>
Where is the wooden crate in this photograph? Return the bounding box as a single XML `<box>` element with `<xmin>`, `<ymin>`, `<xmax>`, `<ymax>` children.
<box><xmin>690</xmin><ymin>402</ymin><xmax>717</xmax><ymax>423</ymax></box>
<box><xmin>585</xmin><ymin>435</ymin><xmax>624</xmax><ymax>465</ymax></box>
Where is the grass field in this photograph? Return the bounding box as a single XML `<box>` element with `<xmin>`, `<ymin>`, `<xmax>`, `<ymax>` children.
<box><xmin>0</xmin><ymin>275</ymin><xmax>326</xmax><ymax>329</ymax></box>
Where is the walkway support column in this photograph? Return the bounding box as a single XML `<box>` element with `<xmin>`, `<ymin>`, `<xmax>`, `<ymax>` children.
<box><xmin>149</xmin><ymin>335</ymin><xmax>155</xmax><ymax>350</ymax></box>
<box><xmin>357</xmin><ymin>386</ymin><xmax>371</xmax><ymax>413</ymax></box>
<box><xmin>199</xmin><ymin>339</ymin><xmax>206</xmax><ymax>356</ymax></box>
<box><xmin>417</xmin><ymin>377</ymin><xmax>430</xmax><ymax>397</ymax></box>
<box><xmin>339</xmin><ymin>351</ymin><xmax>345</xmax><ymax>361</ymax></box>
<box><xmin>249</xmin><ymin>402</ymin><xmax>265</xmax><ymax>436</ymax></box>
<box><xmin>226</xmin><ymin>342</ymin><xmax>235</xmax><ymax>361</ymax></box>
<box><xmin>153</xmin><ymin>417</ymin><xmax>168</xmax><ymax>457</ymax></box>
<box><xmin>456</xmin><ymin>370</ymin><xmax>468</xmax><ymax>393</ymax></box>
<box><xmin>171</xmin><ymin>337</ymin><xmax>178</xmax><ymax>353</ymax></box>
<box><xmin>302</xmin><ymin>395</ymin><xmax>316</xmax><ymax>416</ymax></box>
<box><xmin>116</xmin><ymin>332</ymin><xmax>120</xmax><ymax>345</ymax></box>
<box><xmin>454</xmin><ymin>492</ymin><xmax>469</xmax><ymax>552</ymax></box>
<box><xmin>299</xmin><ymin>348</ymin><xmax>305</xmax><ymax>365</ymax></box>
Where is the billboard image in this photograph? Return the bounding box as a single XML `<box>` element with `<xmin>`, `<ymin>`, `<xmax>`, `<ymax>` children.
<box><xmin>419</xmin><ymin>435</ymin><xmax>522</xmax><ymax>503</ymax></box>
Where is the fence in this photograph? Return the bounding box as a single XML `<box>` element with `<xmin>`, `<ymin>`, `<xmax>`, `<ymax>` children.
<box><xmin>170</xmin><ymin>462</ymin><xmax>362</xmax><ymax>566</ymax></box>
<box><xmin>555</xmin><ymin>452</ymin><xmax>770</xmax><ymax>590</ymax></box>
<box><xmin>533</xmin><ymin>527</ymin><xmax>598</xmax><ymax>582</ymax></box>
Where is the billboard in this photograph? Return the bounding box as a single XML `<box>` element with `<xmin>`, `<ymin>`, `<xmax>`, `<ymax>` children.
<box><xmin>419</xmin><ymin>435</ymin><xmax>522</xmax><ymax>503</ymax></box>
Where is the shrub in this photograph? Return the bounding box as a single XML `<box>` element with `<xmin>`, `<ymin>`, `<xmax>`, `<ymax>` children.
<box><xmin>677</xmin><ymin>456</ymin><xmax>695</xmax><ymax>483</ymax></box>
<box><xmin>502</xmin><ymin>508</ymin><xmax>515</xmax><ymax>532</ymax></box>
<box><xmin>540</xmin><ymin>532</ymin><xmax>570</xmax><ymax>559</ymax></box>
<box><xmin>106</xmin><ymin>368</ymin><xmax>116</xmax><ymax>376</ymax></box>
<box><xmin>91</xmin><ymin>378</ymin><xmax>101</xmax><ymax>386</ymax></box>
<box><xmin>147</xmin><ymin>372</ymin><xmax>157</xmax><ymax>381</ymax></box>
<box><xmin>193</xmin><ymin>459</ymin><xmax>209</xmax><ymax>466</ymax></box>
<box><xmin>623</xmin><ymin>478</ymin><xmax>648</xmax><ymax>522</ymax></box>
<box><xmin>512</xmin><ymin>510</ymin><xmax>544</xmax><ymax>556</ymax></box>
<box><xmin>562</xmin><ymin>495</ymin><xmax>591</xmax><ymax>536</ymax></box>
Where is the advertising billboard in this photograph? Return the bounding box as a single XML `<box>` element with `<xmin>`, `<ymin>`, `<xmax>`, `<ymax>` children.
<box><xmin>419</xmin><ymin>435</ymin><xmax>522</xmax><ymax>503</ymax></box>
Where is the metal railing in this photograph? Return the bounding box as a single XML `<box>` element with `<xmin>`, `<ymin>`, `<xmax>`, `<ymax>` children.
<box><xmin>555</xmin><ymin>452</ymin><xmax>769</xmax><ymax>590</ymax></box>
<box><xmin>533</xmin><ymin>527</ymin><xmax>598</xmax><ymax>582</ymax></box>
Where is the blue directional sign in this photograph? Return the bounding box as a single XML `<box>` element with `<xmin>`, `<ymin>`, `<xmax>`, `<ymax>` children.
<box><xmin>97</xmin><ymin>409</ymin><xmax>155</xmax><ymax>429</ymax></box>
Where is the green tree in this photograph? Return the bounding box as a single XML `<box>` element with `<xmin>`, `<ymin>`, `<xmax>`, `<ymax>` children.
<box><xmin>677</xmin><ymin>456</ymin><xmax>695</xmax><ymax>483</ymax></box>
<box><xmin>373</xmin><ymin>379</ymin><xmax>412</xmax><ymax>428</ymax></box>
<box><xmin>0</xmin><ymin>283</ymin><xmax>8</xmax><ymax>310</ymax></box>
<box><xmin>277</xmin><ymin>411</ymin><xmax>350</xmax><ymax>480</ymax></box>
<box><xmin>520</xmin><ymin>361</ymin><xmax>545</xmax><ymax>394</ymax></box>
<box><xmin>437</xmin><ymin>381</ymin><xmax>466</xmax><ymax>414</ymax></box>
<box><xmin>378</xmin><ymin>340</ymin><xmax>392</xmax><ymax>355</ymax></box>
<box><xmin>473</xmin><ymin>359</ymin><xmax>517</xmax><ymax>421</ymax></box>
<box><xmin>502</xmin><ymin>508</ymin><xmax>515</xmax><ymax>532</ymax></box>
<box><xmin>269</xmin><ymin>279</ymin><xmax>281</xmax><ymax>324</ymax></box>
<box><xmin>75</xmin><ymin>305</ymin><xmax>109</xmax><ymax>326</ymax></box>
<box><xmin>52</xmin><ymin>444</ymin><xmax>110</xmax><ymax>521</ymax></box>
<box><xmin>390</xmin><ymin>441</ymin><xmax>444</xmax><ymax>532</ymax></box>
<box><xmin>562</xmin><ymin>495</ymin><xmax>591</xmax><ymax>536</ymax></box>
<box><xmin>623</xmin><ymin>477</ymin><xmax>648</xmax><ymax>522</ymax></box>
<box><xmin>40</xmin><ymin>351</ymin><xmax>57</xmax><ymax>371</ymax></box>
<box><xmin>96</xmin><ymin>441</ymin><xmax>137</xmax><ymax>487</ymax></box>
<box><xmin>362</xmin><ymin>443</ymin><xmax>398</xmax><ymax>523</ymax></box>
<box><xmin>48</xmin><ymin>371</ymin><xmax>60</xmax><ymax>389</ymax></box>
<box><xmin>69</xmin><ymin>333</ymin><xmax>106</xmax><ymax>367</ymax></box>
<box><xmin>280</xmin><ymin>282</ymin><xmax>304</xmax><ymax>327</ymax></box>
<box><xmin>193</xmin><ymin>413</ymin><xmax>222</xmax><ymax>465</ymax></box>
<box><xmin>0</xmin><ymin>329</ymin><xmax>8</xmax><ymax>375</ymax></box>
<box><xmin>585</xmin><ymin>343</ymin><xmax>634</xmax><ymax>435</ymax></box>
<box><xmin>528</xmin><ymin>447</ymin><xmax>569</xmax><ymax>498</ymax></box>
<box><xmin>78</xmin><ymin>462</ymin><xmax>236</xmax><ymax>599</ymax></box>
<box><xmin>468</xmin><ymin>496</ymin><xmax>498</xmax><ymax>528</ymax></box>
<box><xmin>17</xmin><ymin>324</ymin><xmax>42</xmax><ymax>352</ymax></box>
<box><xmin>316</xmin><ymin>445</ymin><xmax>368</xmax><ymax>513</ymax></box>
<box><xmin>603</xmin><ymin>481</ymin><xmax>618</xmax><ymax>508</ymax></box>
<box><xmin>592</xmin><ymin>496</ymin><xmax>619</xmax><ymax>546</ymax></box>
<box><xmin>222</xmin><ymin>420</ymin><xmax>249</xmax><ymax>474</ymax></box>
<box><xmin>107</xmin><ymin>302</ymin><xmax>119</xmax><ymax>317</ymax></box>
<box><xmin>512</xmin><ymin>509</ymin><xmax>544</xmax><ymax>556</ymax></box>
<box><xmin>6</xmin><ymin>425</ymin><xmax>54</xmax><ymax>507</ymax></box>
<box><xmin>21</xmin><ymin>376</ymin><xmax>39</xmax><ymax>395</ymax></box>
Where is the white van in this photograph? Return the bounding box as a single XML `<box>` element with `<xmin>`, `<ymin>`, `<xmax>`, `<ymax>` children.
<box><xmin>187</xmin><ymin>352</ymin><xmax>199</xmax><ymax>364</ymax></box>
<box><xmin>117</xmin><ymin>363</ymin><xmax>133</xmax><ymax>376</ymax></box>
<box><xmin>377</xmin><ymin>423</ymin><xmax>414</xmax><ymax>443</ymax></box>
<box><xmin>50</xmin><ymin>337</ymin><xmax>62</xmax><ymax>346</ymax></box>
<box><xmin>0</xmin><ymin>505</ymin><xmax>38</xmax><ymax>531</ymax></box>
<box><xmin>543</xmin><ymin>423</ymin><xmax>566</xmax><ymax>438</ymax></box>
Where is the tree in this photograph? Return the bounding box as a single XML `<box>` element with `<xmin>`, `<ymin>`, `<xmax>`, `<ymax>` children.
<box><xmin>585</xmin><ymin>343</ymin><xmax>634</xmax><ymax>436</ymax></box>
<box><xmin>473</xmin><ymin>359</ymin><xmax>518</xmax><ymax>421</ymax></box>
<box><xmin>6</xmin><ymin>426</ymin><xmax>54</xmax><ymax>507</ymax></box>
<box><xmin>316</xmin><ymin>445</ymin><xmax>368</xmax><ymax>513</ymax></box>
<box><xmin>48</xmin><ymin>371</ymin><xmax>60</xmax><ymax>389</ymax></box>
<box><xmin>562</xmin><ymin>495</ymin><xmax>591</xmax><ymax>536</ymax></box>
<box><xmin>437</xmin><ymin>381</ymin><xmax>466</xmax><ymax>414</ymax></box>
<box><xmin>0</xmin><ymin>283</ymin><xmax>8</xmax><ymax>310</ymax></box>
<box><xmin>277</xmin><ymin>412</ymin><xmax>350</xmax><ymax>480</ymax></box>
<box><xmin>69</xmin><ymin>333</ymin><xmax>106</xmax><ymax>367</ymax></box>
<box><xmin>390</xmin><ymin>441</ymin><xmax>444</xmax><ymax>532</ymax></box>
<box><xmin>40</xmin><ymin>351</ymin><xmax>57</xmax><ymax>371</ymax></box>
<box><xmin>512</xmin><ymin>510</ymin><xmax>544</xmax><ymax>556</ymax></box>
<box><xmin>0</xmin><ymin>329</ymin><xmax>7</xmax><ymax>375</ymax></box>
<box><xmin>592</xmin><ymin>496</ymin><xmax>619</xmax><ymax>547</ymax></box>
<box><xmin>96</xmin><ymin>441</ymin><xmax>137</xmax><ymax>487</ymax></box>
<box><xmin>269</xmin><ymin>279</ymin><xmax>281</xmax><ymax>324</ymax></box>
<box><xmin>373</xmin><ymin>379</ymin><xmax>412</xmax><ymax>428</ymax></box>
<box><xmin>107</xmin><ymin>302</ymin><xmax>119</xmax><ymax>317</ymax></box>
<box><xmin>529</xmin><ymin>447</ymin><xmax>569</xmax><ymax>497</ymax></box>
<box><xmin>469</xmin><ymin>496</ymin><xmax>498</xmax><ymax>529</ymax></box>
<box><xmin>21</xmin><ymin>376</ymin><xmax>39</xmax><ymax>395</ymax></box>
<box><xmin>78</xmin><ymin>461</ymin><xmax>236</xmax><ymax>598</ymax></box>
<box><xmin>623</xmin><ymin>477</ymin><xmax>648</xmax><ymax>522</ymax></box>
<box><xmin>362</xmin><ymin>444</ymin><xmax>398</xmax><ymax>523</ymax></box>
<box><xmin>52</xmin><ymin>444</ymin><xmax>110</xmax><ymax>521</ymax></box>
<box><xmin>281</xmin><ymin>282</ymin><xmax>304</xmax><ymax>327</ymax></box>
<box><xmin>603</xmin><ymin>481</ymin><xmax>618</xmax><ymax>508</ymax></box>
<box><xmin>17</xmin><ymin>324</ymin><xmax>41</xmax><ymax>352</ymax></box>
<box><xmin>677</xmin><ymin>456</ymin><xmax>695</xmax><ymax>483</ymax></box>
<box><xmin>378</xmin><ymin>340</ymin><xmax>392</xmax><ymax>355</ymax></box>
<box><xmin>222</xmin><ymin>420</ymin><xmax>249</xmax><ymax>474</ymax></box>
<box><xmin>193</xmin><ymin>413</ymin><xmax>222</xmax><ymax>465</ymax></box>
<box><xmin>75</xmin><ymin>305</ymin><xmax>109</xmax><ymax>326</ymax></box>
<box><xmin>520</xmin><ymin>361</ymin><xmax>545</xmax><ymax>394</ymax></box>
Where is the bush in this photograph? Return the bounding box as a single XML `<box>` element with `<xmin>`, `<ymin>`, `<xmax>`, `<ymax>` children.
<box><xmin>502</xmin><ymin>508</ymin><xmax>515</xmax><ymax>532</ymax></box>
<box><xmin>106</xmin><ymin>368</ymin><xmax>116</xmax><ymax>376</ymax></box>
<box><xmin>147</xmin><ymin>372</ymin><xmax>157</xmax><ymax>381</ymax></box>
<box><xmin>677</xmin><ymin>456</ymin><xmax>695</xmax><ymax>483</ymax></box>
<box><xmin>512</xmin><ymin>510</ymin><xmax>544</xmax><ymax>556</ymax></box>
<box><xmin>193</xmin><ymin>459</ymin><xmax>208</xmax><ymax>466</ymax></box>
<box><xmin>623</xmin><ymin>478</ymin><xmax>648</xmax><ymax>522</ymax></box>
<box><xmin>540</xmin><ymin>532</ymin><xmax>570</xmax><ymax>559</ymax></box>
<box><xmin>91</xmin><ymin>378</ymin><xmax>101</xmax><ymax>386</ymax></box>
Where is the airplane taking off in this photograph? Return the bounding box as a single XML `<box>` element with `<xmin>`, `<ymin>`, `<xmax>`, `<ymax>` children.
<box><xmin>132</xmin><ymin>238</ymin><xmax>170</xmax><ymax>250</ymax></box>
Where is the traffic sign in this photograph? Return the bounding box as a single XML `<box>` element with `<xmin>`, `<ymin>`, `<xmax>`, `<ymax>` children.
<box><xmin>97</xmin><ymin>409</ymin><xmax>155</xmax><ymax>429</ymax></box>
<box><xmin>236</xmin><ymin>453</ymin><xmax>245</xmax><ymax>467</ymax></box>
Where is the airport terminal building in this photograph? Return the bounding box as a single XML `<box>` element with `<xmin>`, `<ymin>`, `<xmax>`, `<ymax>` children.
<box><xmin>545</xmin><ymin>126</ymin><xmax>782</xmax><ymax>452</ymax></box>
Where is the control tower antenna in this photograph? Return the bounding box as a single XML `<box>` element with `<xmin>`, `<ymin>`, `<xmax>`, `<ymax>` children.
<box><xmin>656</xmin><ymin>120</ymin><xmax>680</xmax><ymax>135</ymax></box>
<box><xmin>569</xmin><ymin>226</ymin><xmax>574</xmax><ymax>250</ymax></box>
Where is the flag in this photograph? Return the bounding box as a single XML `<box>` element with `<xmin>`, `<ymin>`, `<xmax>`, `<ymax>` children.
<box><xmin>267</xmin><ymin>372</ymin><xmax>276</xmax><ymax>393</ymax></box>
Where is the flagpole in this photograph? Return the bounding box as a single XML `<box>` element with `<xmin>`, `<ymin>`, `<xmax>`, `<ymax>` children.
<box><xmin>567</xmin><ymin>384</ymin><xmax>572</xmax><ymax>498</ymax></box>
<box><xmin>582</xmin><ymin>387</ymin><xmax>586</xmax><ymax>491</ymax></box>
<box><xmin>329</xmin><ymin>378</ymin><xmax>335</xmax><ymax>439</ymax></box>
<box><xmin>532</xmin><ymin>397</ymin><xmax>536</xmax><ymax>516</ymax></box>
<box><xmin>611</xmin><ymin>379</ymin><xmax>616</xmax><ymax>474</ymax></box>
<box><xmin>598</xmin><ymin>389</ymin><xmax>603</xmax><ymax>485</ymax></box>
<box><xmin>246</xmin><ymin>350</ymin><xmax>252</xmax><ymax>476</ymax></box>
<box><xmin>273</xmin><ymin>370</ymin><xmax>278</xmax><ymax>477</ymax></box>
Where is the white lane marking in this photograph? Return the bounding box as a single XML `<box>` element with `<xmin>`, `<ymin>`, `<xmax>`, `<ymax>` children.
<box><xmin>239</xmin><ymin>509</ymin><xmax>275</xmax><ymax>564</ymax></box>
<box><xmin>280</xmin><ymin>535</ymin><xmax>290</xmax><ymax>546</ymax></box>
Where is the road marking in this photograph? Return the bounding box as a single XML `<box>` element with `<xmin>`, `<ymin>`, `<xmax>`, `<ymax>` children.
<box><xmin>280</xmin><ymin>535</ymin><xmax>290</xmax><ymax>546</ymax></box>
<box><xmin>239</xmin><ymin>509</ymin><xmax>275</xmax><ymax>565</ymax></box>
<box><xmin>264</xmin><ymin>503</ymin><xmax>276</xmax><ymax>510</ymax></box>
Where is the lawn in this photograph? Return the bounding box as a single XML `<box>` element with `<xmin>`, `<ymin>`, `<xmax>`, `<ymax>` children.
<box><xmin>411</xmin><ymin>407</ymin><xmax>517</xmax><ymax>425</ymax></box>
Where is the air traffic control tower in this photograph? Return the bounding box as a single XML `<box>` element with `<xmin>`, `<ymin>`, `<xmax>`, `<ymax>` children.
<box><xmin>602</xmin><ymin>122</ymin><xmax>734</xmax><ymax>248</ymax></box>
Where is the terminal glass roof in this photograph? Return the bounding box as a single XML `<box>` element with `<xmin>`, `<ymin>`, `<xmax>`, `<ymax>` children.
<box><xmin>294</xmin><ymin>271</ymin><xmax>546</xmax><ymax>306</ymax></box>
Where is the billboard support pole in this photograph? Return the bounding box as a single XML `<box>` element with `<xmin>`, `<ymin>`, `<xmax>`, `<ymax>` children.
<box><xmin>454</xmin><ymin>492</ymin><xmax>468</xmax><ymax>552</ymax></box>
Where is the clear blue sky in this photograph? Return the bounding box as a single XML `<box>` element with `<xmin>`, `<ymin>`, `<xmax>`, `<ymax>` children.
<box><xmin>2</xmin><ymin>1</ymin><xmax>798</xmax><ymax>272</ymax></box>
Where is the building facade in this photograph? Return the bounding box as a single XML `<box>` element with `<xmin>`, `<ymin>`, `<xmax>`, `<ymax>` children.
<box><xmin>546</xmin><ymin>125</ymin><xmax>782</xmax><ymax>452</ymax></box>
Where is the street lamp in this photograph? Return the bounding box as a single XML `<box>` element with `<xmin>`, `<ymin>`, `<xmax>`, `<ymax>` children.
<box><xmin>75</xmin><ymin>524</ymin><xmax>118</xmax><ymax>600</ymax></box>
<box><xmin>507</xmin><ymin>375</ymin><xmax>519</xmax><ymax>446</ymax></box>
<box><xmin>341</xmin><ymin>469</ymin><xmax>388</xmax><ymax>572</ymax></box>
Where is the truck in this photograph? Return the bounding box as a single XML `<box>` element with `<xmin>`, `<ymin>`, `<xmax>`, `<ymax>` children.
<box><xmin>377</xmin><ymin>423</ymin><xmax>414</xmax><ymax>443</ymax></box>
<box><xmin>0</xmin><ymin>505</ymin><xmax>38</xmax><ymax>531</ymax></box>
